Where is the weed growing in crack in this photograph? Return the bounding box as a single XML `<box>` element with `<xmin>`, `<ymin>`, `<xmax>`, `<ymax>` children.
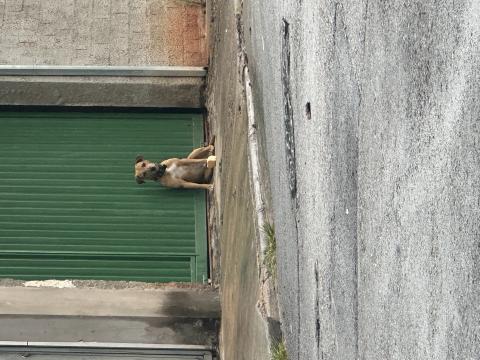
<box><xmin>263</xmin><ymin>222</ymin><xmax>277</xmax><ymax>279</ymax></box>
<box><xmin>271</xmin><ymin>340</ymin><xmax>288</xmax><ymax>360</ymax></box>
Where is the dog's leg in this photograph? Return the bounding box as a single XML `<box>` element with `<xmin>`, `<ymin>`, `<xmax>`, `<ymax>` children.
<box><xmin>187</xmin><ymin>145</ymin><xmax>214</xmax><ymax>159</ymax></box>
<box><xmin>204</xmin><ymin>167</ymin><xmax>214</xmax><ymax>182</ymax></box>
<box><xmin>179</xmin><ymin>181</ymin><xmax>213</xmax><ymax>191</ymax></box>
<box><xmin>177</xmin><ymin>158</ymin><xmax>209</xmax><ymax>166</ymax></box>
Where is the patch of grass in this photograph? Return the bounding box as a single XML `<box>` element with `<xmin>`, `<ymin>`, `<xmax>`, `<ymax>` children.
<box><xmin>263</xmin><ymin>222</ymin><xmax>277</xmax><ymax>278</ymax></box>
<box><xmin>271</xmin><ymin>340</ymin><xmax>288</xmax><ymax>360</ymax></box>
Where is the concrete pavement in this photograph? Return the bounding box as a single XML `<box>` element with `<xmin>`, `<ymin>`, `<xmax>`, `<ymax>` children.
<box><xmin>206</xmin><ymin>0</ymin><xmax>274</xmax><ymax>359</ymax></box>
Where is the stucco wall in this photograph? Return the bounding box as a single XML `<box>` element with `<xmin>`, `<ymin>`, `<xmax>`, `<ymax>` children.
<box><xmin>0</xmin><ymin>0</ymin><xmax>207</xmax><ymax>66</ymax></box>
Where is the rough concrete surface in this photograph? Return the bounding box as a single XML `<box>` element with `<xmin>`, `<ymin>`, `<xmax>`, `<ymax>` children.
<box><xmin>0</xmin><ymin>315</ymin><xmax>218</xmax><ymax>345</ymax></box>
<box><xmin>0</xmin><ymin>287</ymin><xmax>219</xmax><ymax>318</ymax></box>
<box><xmin>242</xmin><ymin>0</ymin><xmax>480</xmax><ymax>359</ymax></box>
<box><xmin>0</xmin><ymin>0</ymin><xmax>207</xmax><ymax>66</ymax></box>
<box><xmin>0</xmin><ymin>286</ymin><xmax>219</xmax><ymax>345</ymax></box>
<box><xmin>0</xmin><ymin>278</ymin><xmax>213</xmax><ymax>290</ymax></box>
<box><xmin>206</xmin><ymin>0</ymin><xmax>271</xmax><ymax>359</ymax></box>
<box><xmin>0</xmin><ymin>75</ymin><xmax>205</xmax><ymax>108</ymax></box>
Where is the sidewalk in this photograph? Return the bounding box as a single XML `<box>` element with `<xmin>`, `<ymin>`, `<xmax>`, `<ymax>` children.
<box><xmin>205</xmin><ymin>0</ymin><xmax>279</xmax><ymax>359</ymax></box>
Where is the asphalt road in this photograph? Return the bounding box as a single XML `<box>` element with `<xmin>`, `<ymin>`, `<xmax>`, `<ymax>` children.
<box><xmin>242</xmin><ymin>0</ymin><xmax>480</xmax><ymax>359</ymax></box>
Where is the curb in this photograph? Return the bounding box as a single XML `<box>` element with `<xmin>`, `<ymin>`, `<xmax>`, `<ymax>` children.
<box><xmin>244</xmin><ymin>65</ymin><xmax>283</xmax><ymax>354</ymax></box>
<box><xmin>244</xmin><ymin>66</ymin><xmax>268</xmax><ymax>259</ymax></box>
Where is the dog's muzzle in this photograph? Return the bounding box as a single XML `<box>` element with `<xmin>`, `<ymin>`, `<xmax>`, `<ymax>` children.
<box><xmin>135</xmin><ymin>164</ymin><xmax>166</xmax><ymax>184</ymax></box>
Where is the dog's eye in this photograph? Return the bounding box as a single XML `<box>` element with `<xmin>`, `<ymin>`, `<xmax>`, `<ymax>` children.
<box><xmin>141</xmin><ymin>162</ymin><xmax>146</xmax><ymax>168</ymax></box>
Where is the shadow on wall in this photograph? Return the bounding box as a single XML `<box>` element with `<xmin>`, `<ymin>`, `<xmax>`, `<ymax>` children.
<box><xmin>145</xmin><ymin>289</ymin><xmax>220</xmax><ymax>346</ymax></box>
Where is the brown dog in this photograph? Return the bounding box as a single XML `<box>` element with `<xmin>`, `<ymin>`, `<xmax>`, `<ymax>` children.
<box><xmin>135</xmin><ymin>144</ymin><xmax>216</xmax><ymax>190</ymax></box>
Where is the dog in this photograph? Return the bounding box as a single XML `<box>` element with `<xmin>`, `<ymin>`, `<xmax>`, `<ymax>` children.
<box><xmin>135</xmin><ymin>144</ymin><xmax>216</xmax><ymax>191</ymax></box>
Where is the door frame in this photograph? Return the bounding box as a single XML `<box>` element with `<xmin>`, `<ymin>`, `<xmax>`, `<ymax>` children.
<box><xmin>0</xmin><ymin>341</ymin><xmax>214</xmax><ymax>359</ymax></box>
<box><xmin>0</xmin><ymin>107</ymin><xmax>209</xmax><ymax>283</ymax></box>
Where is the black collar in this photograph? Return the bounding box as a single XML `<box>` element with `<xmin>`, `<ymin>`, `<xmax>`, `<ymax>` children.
<box><xmin>152</xmin><ymin>164</ymin><xmax>167</xmax><ymax>180</ymax></box>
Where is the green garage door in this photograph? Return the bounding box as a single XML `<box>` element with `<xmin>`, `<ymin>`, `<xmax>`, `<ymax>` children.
<box><xmin>0</xmin><ymin>111</ymin><xmax>208</xmax><ymax>283</ymax></box>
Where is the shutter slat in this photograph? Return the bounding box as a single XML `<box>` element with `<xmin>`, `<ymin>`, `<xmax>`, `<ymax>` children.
<box><xmin>0</xmin><ymin>111</ymin><xmax>207</xmax><ymax>282</ymax></box>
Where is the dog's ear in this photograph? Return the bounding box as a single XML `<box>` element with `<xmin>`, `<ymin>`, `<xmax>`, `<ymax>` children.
<box><xmin>135</xmin><ymin>155</ymin><xmax>144</xmax><ymax>164</ymax></box>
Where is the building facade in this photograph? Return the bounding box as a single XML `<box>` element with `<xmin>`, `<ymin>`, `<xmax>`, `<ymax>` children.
<box><xmin>0</xmin><ymin>1</ymin><xmax>218</xmax><ymax>358</ymax></box>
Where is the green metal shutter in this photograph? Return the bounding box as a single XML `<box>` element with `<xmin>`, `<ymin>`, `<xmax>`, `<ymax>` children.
<box><xmin>0</xmin><ymin>111</ymin><xmax>207</xmax><ymax>283</ymax></box>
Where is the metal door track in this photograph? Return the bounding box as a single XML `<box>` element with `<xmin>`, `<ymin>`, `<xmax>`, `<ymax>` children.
<box><xmin>0</xmin><ymin>65</ymin><xmax>207</xmax><ymax>77</ymax></box>
<box><xmin>0</xmin><ymin>342</ymin><xmax>213</xmax><ymax>359</ymax></box>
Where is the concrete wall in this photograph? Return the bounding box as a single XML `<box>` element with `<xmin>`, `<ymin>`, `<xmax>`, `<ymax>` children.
<box><xmin>0</xmin><ymin>285</ymin><xmax>220</xmax><ymax>345</ymax></box>
<box><xmin>0</xmin><ymin>0</ymin><xmax>207</xmax><ymax>66</ymax></box>
<box><xmin>243</xmin><ymin>0</ymin><xmax>480</xmax><ymax>359</ymax></box>
<box><xmin>0</xmin><ymin>0</ymin><xmax>207</xmax><ymax>108</ymax></box>
<box><xmin>0</xmin><ymin>75</ymin><xmax>205</xmax><ymax>107</ymax></box>
<box><xmin>0</xmin><ymin>1</ymin><xmax>212</xmax><ymax>347</ymax></box>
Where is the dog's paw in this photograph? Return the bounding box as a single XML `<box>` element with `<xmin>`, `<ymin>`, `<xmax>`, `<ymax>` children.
<box><xmin>206</xmin><ymin>155</ymin><xmax>216</xmax><ymax>169</ymax></box>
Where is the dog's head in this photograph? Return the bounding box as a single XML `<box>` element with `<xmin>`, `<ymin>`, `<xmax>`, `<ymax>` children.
<box><xmin>134</xmin><ymin>155</ymin><xmax>165</xmax><ymax>184</ymax></box>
